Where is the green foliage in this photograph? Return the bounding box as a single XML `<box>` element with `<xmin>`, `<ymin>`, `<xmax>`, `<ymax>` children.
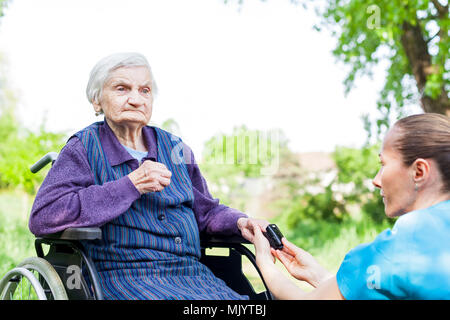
<box><xmin>273</xmin><ymin>177</ymin><xmax>347</xmax><ymax>229</ymax></box>
<box><xmin>200</xmin><ymin>125</ymin><xmax>288</xmax><ymax>209</ymax></box>
<box><xmin>277</xmin><ymin>143</ymin><xmax>390</xmax><ymax>232</ymax></box>
<box><xmin>202</xmin><ymin>125</ymin><xmax>287</xmax><ymax>177</ymax></box>
<box><xmin>333</xmin><ymin>144</ymin><xmax>380</xmax><ymax>190</ymax></box>
<box><xmin>333</xmin><ymin>144</ymin><xmax>388</xmax><ymax>224</ymax></box>
<box><xmin>286</xmin><ymin>185</ymin><xmax>347</xmax><ymax>225</ymax></box>
<box><xmin>314</xmin><ymin>0</ymin><xmax>449</xmax><ymax>125</ymax></box>
<box><xmin>0</xmin><ymin>106</ymin><xmax>66</xmax><ymax>193</ymax></box>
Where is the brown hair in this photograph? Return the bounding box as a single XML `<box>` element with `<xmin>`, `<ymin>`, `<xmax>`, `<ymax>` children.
<box><xmin>393</xmin><ymin>113</ymin><xmax>450</xmax><ymax>192</ymax></box>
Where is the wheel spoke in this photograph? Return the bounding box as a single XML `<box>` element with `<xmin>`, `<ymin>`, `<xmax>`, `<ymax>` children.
<box><xmin>28</xmin><ymin>280</ymin><xmax>32</xmax><ymax>300</ymax></box>
<box><xmin>21</xmin><ymin>275</ymin><xmax>25</xmax><ymax>299</ymax></box>
<box><xmin>2</xmin><ymin>268</ymin><xmax>47</xmax><ymax>300</ymax></box>
<box><xmin>2</xmin><ymin>258</ymin><xmax>68</xmax><ymax>300</ymax></box>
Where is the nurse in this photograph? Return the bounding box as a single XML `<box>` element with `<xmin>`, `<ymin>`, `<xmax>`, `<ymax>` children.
<box><xmin>251</xmin><ymin>113</ymin><xmax>450</xmax><ymax>299</ymax></box>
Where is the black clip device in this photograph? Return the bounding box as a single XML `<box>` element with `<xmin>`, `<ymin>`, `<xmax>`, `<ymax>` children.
<box><xmin>263</xmin><ymin>224</ymin><xmax>284</xmax><ymax>250</ymax></box>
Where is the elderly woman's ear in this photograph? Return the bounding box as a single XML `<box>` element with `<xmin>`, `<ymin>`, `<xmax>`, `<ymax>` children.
<box><xmin>93</xmin><ymin>101</ymin><xmax>103</xmax><ymax>116</ymax></box>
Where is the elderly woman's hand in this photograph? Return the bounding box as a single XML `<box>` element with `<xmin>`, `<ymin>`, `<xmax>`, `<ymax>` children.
<box><xmin>128</xmin><ymin>160</ymin><xmax>172</xmax><ymax>194</ymax></box>
<box><xmin>274</xmin><ymin>238</ymin><xmax>332</xmax><ymax>288</ymax></box>
<box><xmin>248</xmin><ymin>220</ymin><xmax>277</xmax><ymax>267</ymax></box>
<box><xmin>237</xmin><ymin>217</ymin><xmax>269</xmax><ymax>243</ymax></box>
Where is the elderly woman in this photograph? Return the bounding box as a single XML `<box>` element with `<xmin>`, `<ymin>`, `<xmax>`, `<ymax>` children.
<box><xmin>29</xmin><ymin>52</ymin><xmax>267</xmax><ymax>300</ymax></box>
<box><xmin>251</xmin><ymin>113</ymin><xmax>450</xmax><ymax>299</ymax></box>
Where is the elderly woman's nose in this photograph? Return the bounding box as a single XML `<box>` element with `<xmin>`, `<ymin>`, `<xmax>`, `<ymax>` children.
<box><xmin>127</xmin><ymin>89</ymin><xmax>145</xmax><ymax>106</ymax></box>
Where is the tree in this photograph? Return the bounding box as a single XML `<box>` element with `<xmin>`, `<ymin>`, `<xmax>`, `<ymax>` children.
<box><xmin>200</xmin><ymin>125</ymin><xmax>288</xmax><ymax>209</ymax></box>
<box><xmin>227</xmin><ymin>0</ymin><xmax>449</xmax><ymax>129</ymax></box>
<box><xmin>312</xmin><ymin>0</ymin><xmax>449</xmax><ymax>124</ymax></box>
<box><xmin>0</xmin><ymin>111</ymin><xmax>66</xmax><ymax>193</ymax></box>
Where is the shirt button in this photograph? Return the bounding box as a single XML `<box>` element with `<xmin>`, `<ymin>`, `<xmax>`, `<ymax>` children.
<box><xmin>174</xmin><ymin>237</ymin><xmax>182</xmax><ymax>244</ymax></box>
<box><xmin>158</xmin><ymin>214</ymin><xmax>166</xmax><ymax>221</ymax></box>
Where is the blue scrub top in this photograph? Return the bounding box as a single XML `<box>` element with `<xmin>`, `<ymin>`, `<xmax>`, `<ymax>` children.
<box><xmin>337</xmin><ymin>200</ymin><xmax>450</xmax><ymax>300</ymax></box>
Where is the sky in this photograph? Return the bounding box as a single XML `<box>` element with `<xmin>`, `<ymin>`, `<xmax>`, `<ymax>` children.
<box><xmin>0</xmin><ymin>0</ymin><xmax>421</xmax><ymax>159</ymax></box>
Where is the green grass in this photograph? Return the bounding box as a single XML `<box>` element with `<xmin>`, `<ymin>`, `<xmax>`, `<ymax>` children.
<box><xmin>0</xmin><ymin>190</ymin><xmax>35</xmax><ymax>278</ymax></box>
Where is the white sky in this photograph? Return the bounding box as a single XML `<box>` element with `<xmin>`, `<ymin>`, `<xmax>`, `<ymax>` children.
<box><xmin>0</xmin><ymin>0</ymin><xmax>421</xmax><ymax>158</ymax></box>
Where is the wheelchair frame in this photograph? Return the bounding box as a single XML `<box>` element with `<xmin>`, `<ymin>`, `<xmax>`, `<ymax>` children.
<box><xmin>31</xmin><ymin>228</ymin><xmax>273</xmax><ymax>300</ymax></box>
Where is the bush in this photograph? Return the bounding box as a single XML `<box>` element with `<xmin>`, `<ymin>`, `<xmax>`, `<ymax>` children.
<box><xmin>276</xmin><ymin>143</ymin><xmax>391</xmax><ymax>234</ymax></box>
<box><xmin>200</xmin><ymin>125</ymin><xmax>288</xmax><ymax>209</ymax></box>
<box><xmin>333</xmin><ymin>144</ymin><xmax>388</xmax><ymax>224</ymax></box>
<box><xmin>0</xmin><ymin>106</ymin><xmax>66</xmax><ymax>193</ymax></box>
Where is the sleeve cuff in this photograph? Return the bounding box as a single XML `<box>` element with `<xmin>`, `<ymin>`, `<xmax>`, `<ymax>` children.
<box><xmin>108</xmin><ymin>175</ymin><xmax>141</xmax><ymax>203</ymax></box>
<box><xmin>206</xmin><ymin>205</ymin><xmax>248</xmax><ymax>236</ymax></box>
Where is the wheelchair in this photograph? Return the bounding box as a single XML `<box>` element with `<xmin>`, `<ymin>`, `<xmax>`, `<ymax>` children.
<box><xmin>0</xmin><ymin>152</ymin><xmax>273</xmax><ymax>300</ymax></box>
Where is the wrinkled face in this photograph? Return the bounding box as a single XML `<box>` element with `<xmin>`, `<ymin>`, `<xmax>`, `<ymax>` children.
<box><xmin>372</xmin><ymin>127</ymin><xmax>416</xmax><ymax>218</ymax></box>
<box><xmin>93</xmin><ymin>66</ymin><xmax>154</xmax><ymax>127</ymax></box>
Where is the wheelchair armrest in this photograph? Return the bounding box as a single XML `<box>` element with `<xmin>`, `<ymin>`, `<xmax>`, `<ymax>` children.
<box><xmin>40</xmin><ymin>227</ymin><xmax>102</xmax><ymax>241</ymax></box>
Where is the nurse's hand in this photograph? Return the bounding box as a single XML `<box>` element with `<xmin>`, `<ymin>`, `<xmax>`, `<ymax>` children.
<box><xmin>274</xmin><ymin>239</ymin><xmax>332</xmax><ymax>288</ymax></box>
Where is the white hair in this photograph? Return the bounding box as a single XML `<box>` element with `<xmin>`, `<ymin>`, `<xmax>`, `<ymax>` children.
<box><xmin>86</xmin><ymin>52</ymin><xmax>158</xmax><ymax>105</ymax></box>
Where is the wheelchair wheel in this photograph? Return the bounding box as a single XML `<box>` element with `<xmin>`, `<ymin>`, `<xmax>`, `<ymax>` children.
<box><xmin>0</xmin><ymin>257</ymin><xmax>68</xmax><ymax>300</ymax></box>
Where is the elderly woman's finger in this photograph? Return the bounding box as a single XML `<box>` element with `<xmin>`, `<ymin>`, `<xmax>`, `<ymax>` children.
<box><xmin>158</xmin><ymin>165</ymin><xmax>172</xmax><ymax>178</ymax></box>
<box><xmin>244</xmin><ymin>220</ymin><xmax>260</xmax><ymax>242</ymax></box>
<box><xmin>154</xmin><ymin>165</ymin><xmax>172</xmax><ymax>178</ymax></box>
<box><xmin>251</xmin><ymin>222</ymin><xmax>271</xmax><ymax>250</ymax></box>
<box><xmin>161</xmin><ymin>170</ymin><xmax>172</xmax><ymax>178</ymax></box>
<box><xmin>141</xmin><ymin>160</ymin><xmax>171</xmax><ymax>176</ymax></box>
<box><xmin>248</xmin><ymin>220</ymin><xmax>262</xmax><ymax>239</ymax></box>
<box><xmin>158</xmin><ymin>176</ymin><xmax>171</xmax><ymax>187</ymax></box>
<box><xmin>249</xmin><ymin>220</ymin><xmax>266</xmax><ymax>237</ymax></box>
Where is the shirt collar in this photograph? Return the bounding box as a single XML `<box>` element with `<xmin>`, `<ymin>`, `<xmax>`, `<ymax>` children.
<box><xmin>98</xmin><ymin>119</ymin><xmax>158</xmax><ymax>166</ymax></box>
